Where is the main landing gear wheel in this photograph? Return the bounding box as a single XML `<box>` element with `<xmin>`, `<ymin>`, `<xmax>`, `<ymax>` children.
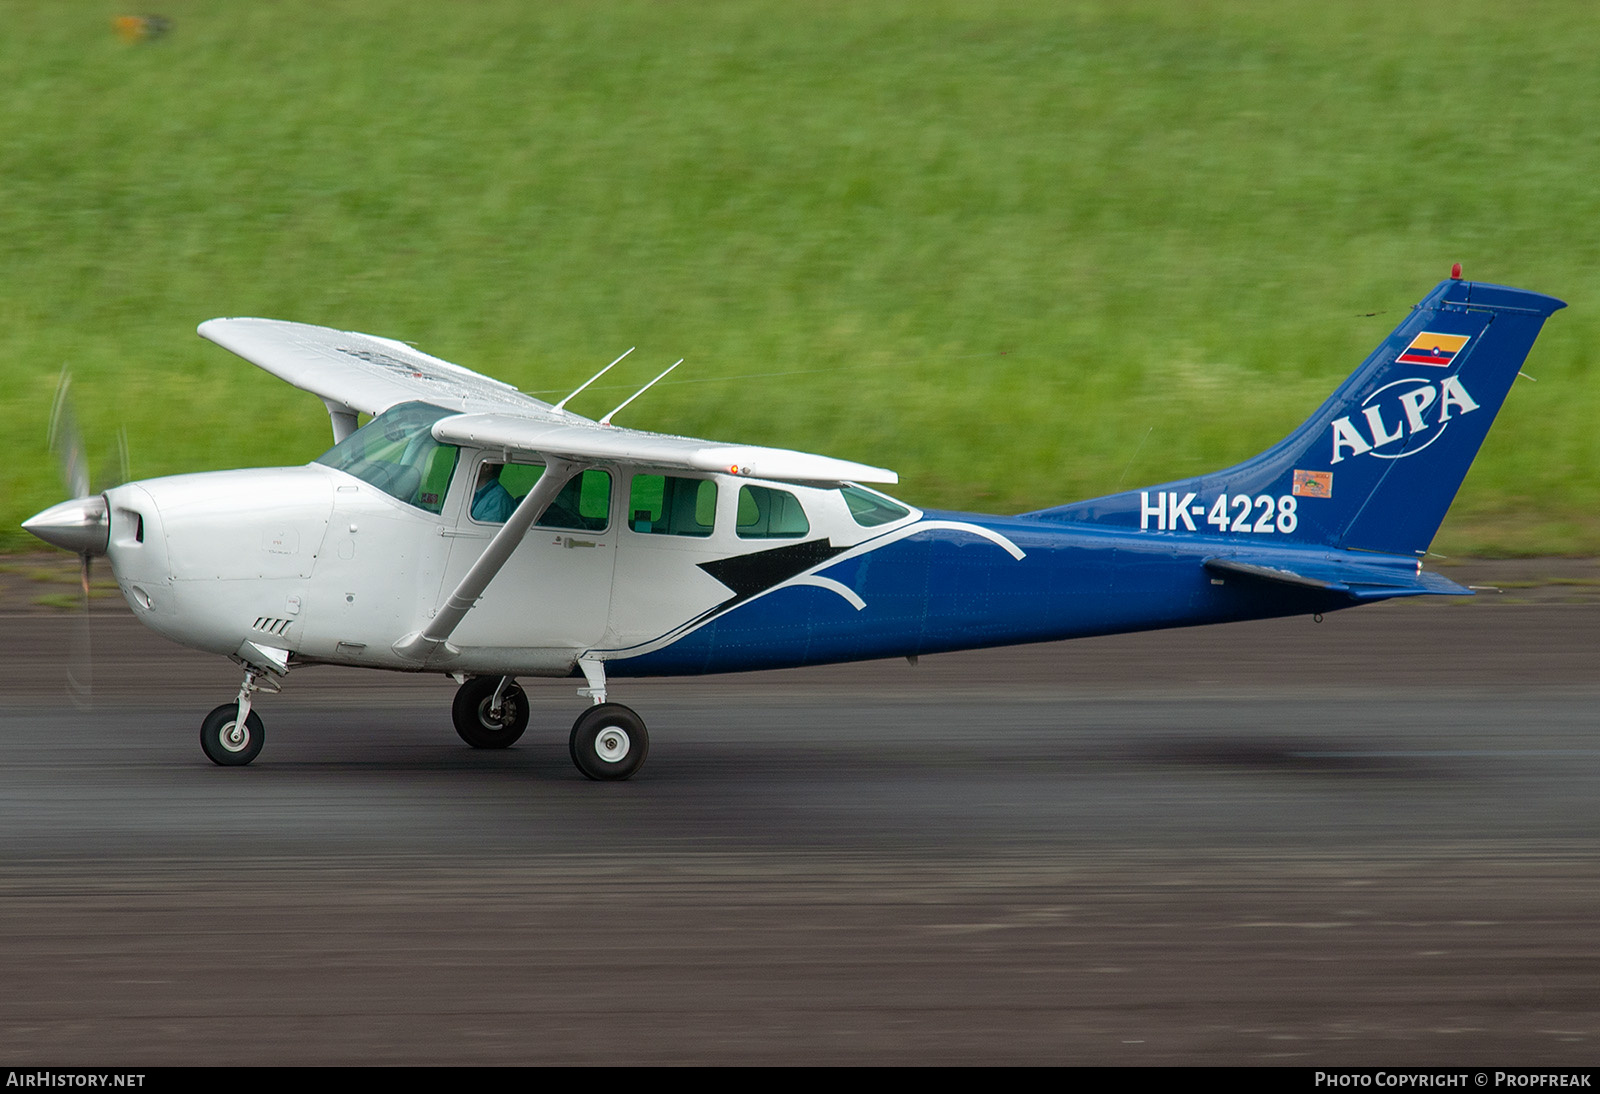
<box><xmin>569</xmin><ymin>703</ymin><xmax>648</xmax><ymax>781</ymax></box>
<box><xmin>200</xmin><ymin>703</ymin><xmax>264</xmax><ymax>767</ymax></box>
<box><xmin>452</xmin><ymin>676</ymin><xmax>529</xmax><ymax>749</ymax></box>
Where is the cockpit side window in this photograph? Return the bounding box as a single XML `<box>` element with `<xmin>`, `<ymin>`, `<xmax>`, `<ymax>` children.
<box><xmin>472</xmin><ymin>463</ymin><xmax>612</xmax><ymax>531</ymax></box>
<box><xmin>314</xmin><ymin>402</ymin><xmax>460</xmax><ymax>514</ymax></box>
<box><xmin>418</xmin><ymin>445</ymin><xmax>458</xmax><ymax>512</ymax></box>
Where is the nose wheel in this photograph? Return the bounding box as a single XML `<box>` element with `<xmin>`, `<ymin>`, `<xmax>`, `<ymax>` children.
<box><xmin>452</xmin><ymin>676</ymin><xmax>529</xmax><ymax>748</ymax></box>
<box><xmin>200</xmin><ymin>703</ymin><xmax>264</xmax><ymax>766</ymax></box>
<box><xmin>570</xmin><ymin>703</ymin><xmax>648</xmax><ymax>781</ymax></box>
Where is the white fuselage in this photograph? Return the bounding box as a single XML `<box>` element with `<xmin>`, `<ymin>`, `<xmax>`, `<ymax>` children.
<box><xmin>101</xmin><ymin>456</ymin><xmax>911</xmax><ymax>678</ymax></box>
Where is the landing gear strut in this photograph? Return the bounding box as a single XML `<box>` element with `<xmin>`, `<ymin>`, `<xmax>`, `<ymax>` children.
<box><xmin>452</xmin><ymin>675</ymin><xmax>529</xmax><ymax>748</ymax></box>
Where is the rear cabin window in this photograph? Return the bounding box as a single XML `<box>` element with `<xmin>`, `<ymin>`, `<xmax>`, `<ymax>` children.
<box><xmin>736</xmin><ymin>485</ymin><xmax>810</xmax><ymax>539</ymax></box>
<box><xmin>471</xmin><ymin>463</ymin><xmax>612</xmax><ymax>531</ymax></box>
<box><xmin>840</xmin><ymin>483</ymin><xmax>910</xmax><ymax>527</ymax></box>
<box><xmin>629</xmin><ymin>474</ymin><xmax>715</xmax><ymax>537</ymax></box>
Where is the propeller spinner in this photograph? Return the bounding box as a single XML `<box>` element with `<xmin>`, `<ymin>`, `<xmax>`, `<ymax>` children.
<box><xmin>26</xmin><ymin>372</ymin><xmax>111</xmax><ymax>554</ymax></box>
<box><xmin>21</xmin><ymin>494</ymin><xmax>109</xmax><ymax>556</ymax></box>
<box><xmin>23</xmin><ymin>370</ymin><xmax>126</xmax><ymax>706</ymax></box>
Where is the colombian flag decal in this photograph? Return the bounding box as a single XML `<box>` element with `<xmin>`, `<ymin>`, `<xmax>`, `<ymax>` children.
<box><xmin>1293</xmin><ymin>469</ymin><xmax>1333</xmax><ymax>498</ymax></box>
<box><xmin>1397</xmin><ymin>331</ymin><xmax>1469</xmax><ymax>368</ymax></box>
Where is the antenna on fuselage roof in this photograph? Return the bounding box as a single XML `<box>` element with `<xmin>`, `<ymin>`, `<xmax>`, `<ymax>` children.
<box><xmin>553</xmin><ymin>347</ymin><xmax>635</xmax><ymax>413</ymax></box>
<box><xmin>601</xmin><ymin>358</ymin><xmax>683</xmax><ymax>427</ymax></box>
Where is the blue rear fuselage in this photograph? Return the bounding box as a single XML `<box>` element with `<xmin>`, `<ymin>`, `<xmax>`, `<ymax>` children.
<box><xmin>611</xmin><ymin>510</ymin><xmax>1359</xmax><ymax>676</ymax></box>
<box><xmin>609</xmin><ymin>277</ymin><xmax>1566</xmax><ymax>679</ymax></box>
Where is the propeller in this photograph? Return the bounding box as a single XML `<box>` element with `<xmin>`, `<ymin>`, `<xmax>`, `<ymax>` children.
<box><xmin>23</xmin><ymin>370</ymin><xmax>123</xmax><ymax>707</ymax></box>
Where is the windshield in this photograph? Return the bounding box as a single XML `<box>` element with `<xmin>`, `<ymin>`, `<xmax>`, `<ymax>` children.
<box><xmin>314</xmin><ymin>402</ymin><xmax>460</xmax><ymax>514</ymax></box>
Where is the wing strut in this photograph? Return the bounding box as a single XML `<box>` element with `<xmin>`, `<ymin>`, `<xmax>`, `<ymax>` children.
<box><xmin>391</xmin><ymin>458</ymin><xmax>578</xmax><ymax>664</ymax></box>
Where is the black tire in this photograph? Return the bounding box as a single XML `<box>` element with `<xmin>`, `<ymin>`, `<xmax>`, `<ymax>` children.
<box><xmin>200</xmin><ymin>703</ymin><xmax>264</xmax><ymax>766</ymax></box>
<box><xmin>452</xmin><ymin>676</ymin><xmax>529</xmax><ymax>748</ymax></box>
<box><xmin>569</xmin><ymin>703</ymin><xmax>648</xmax><ymax>781</ymax></box>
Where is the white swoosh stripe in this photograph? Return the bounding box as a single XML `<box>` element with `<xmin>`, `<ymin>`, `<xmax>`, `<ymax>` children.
<box><xmin>790</xmin><ymin>574</ymin><xmax>867</xmax><ymax>610</ymax></box>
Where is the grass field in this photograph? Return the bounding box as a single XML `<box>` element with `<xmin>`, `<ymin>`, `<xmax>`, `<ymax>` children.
<box><xmin>4</xmin><ymin>1</ymin><xmax>1598</xmax><ymax>554</ymax></box>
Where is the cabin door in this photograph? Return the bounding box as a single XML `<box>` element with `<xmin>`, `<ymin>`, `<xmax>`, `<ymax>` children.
<box><xmin>438</xmin><ymin>458</ymin><xmax>618</xmax><ymax>651</ymax></box>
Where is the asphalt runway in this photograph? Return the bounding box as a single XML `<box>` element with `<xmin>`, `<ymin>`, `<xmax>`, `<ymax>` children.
<box><xmin>1</xmin><ymin>581</ymin><xmax>1598</xmax><ymax>1064</ymax></box>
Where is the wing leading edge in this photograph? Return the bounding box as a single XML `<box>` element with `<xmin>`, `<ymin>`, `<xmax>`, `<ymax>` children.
<box><xmin>432</xmin><ymin>412</ymin><xmax>897</xmax><ymax>486</ymax></box>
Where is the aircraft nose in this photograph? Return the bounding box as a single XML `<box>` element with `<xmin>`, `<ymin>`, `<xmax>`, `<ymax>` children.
<box><xmin>22</xmin><ymin>495</ymin><xmax>109</xmax><ymax>555</ymax></box>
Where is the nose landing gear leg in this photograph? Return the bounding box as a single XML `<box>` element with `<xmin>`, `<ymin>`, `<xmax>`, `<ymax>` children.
<box><xmin>200</xmin><ymin>664</ymin><xmax>278</xmax><ymax>766</ymax></box>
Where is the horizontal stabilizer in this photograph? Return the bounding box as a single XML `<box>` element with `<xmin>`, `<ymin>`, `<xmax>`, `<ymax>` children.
<box><xmin>1203</xmin><ymin>553</ymin><xmax>1472</xmax><ymax>601</ymax></box>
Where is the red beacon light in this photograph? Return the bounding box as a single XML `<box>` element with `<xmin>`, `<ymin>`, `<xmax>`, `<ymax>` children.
<box><xmin>1451</xmin><ymin>263</ymin><xmax>1462</xmax><ymax>280</ymax></box>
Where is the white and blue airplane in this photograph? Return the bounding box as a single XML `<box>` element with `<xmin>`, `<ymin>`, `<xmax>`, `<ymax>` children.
<box><xmin>23</xmin><ymin>273</ymin><xmax>1564</xmax><ymax>779</ymax></box>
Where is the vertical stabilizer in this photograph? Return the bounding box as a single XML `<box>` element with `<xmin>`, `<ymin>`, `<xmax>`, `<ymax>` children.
<box><xmin>1024</xmin><ymin>278</ymin><xmax>1565</xmax><ymax>556</ymax></box>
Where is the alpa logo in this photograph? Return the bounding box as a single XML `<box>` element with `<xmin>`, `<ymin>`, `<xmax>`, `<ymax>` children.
<box><xmin>1328</xmin><ymin>375</ymin><xmax>1479</xmax><ymax>464</ymax></box>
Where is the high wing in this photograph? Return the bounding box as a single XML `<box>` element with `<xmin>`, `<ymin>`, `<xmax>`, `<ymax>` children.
<box><xmin>199</xmin><ymin>317</ymin><xmax>897</xmax><ymax>485</ymax></box>
<box><xmin>198</xmin><ymin>317</ymin><xmax>545</xmax><ymax>417</ymax></box>
<box><xmin>432</xmin><ymin>413</ymin><xmax>897</xmax><ymax>485</ymax></box>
